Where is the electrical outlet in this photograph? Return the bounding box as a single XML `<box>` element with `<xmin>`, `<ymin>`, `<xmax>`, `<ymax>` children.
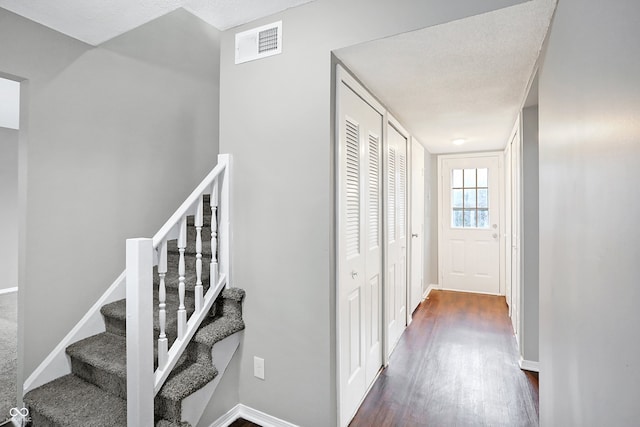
<box><xmin>254</xmin><ymin>356</ymin><xmax>265</xmax><ymax>380</ymax></box>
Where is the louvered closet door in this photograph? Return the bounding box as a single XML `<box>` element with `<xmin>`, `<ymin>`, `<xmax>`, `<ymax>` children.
<box><xmin>386</xmin><ymin>123</ymin><xmax>408</xmax><ymax>354</ymax></box>
<box><xmin>338</xmin><ymin>82</ymin><xmax>383</xmax><ymax>426</ymax></box>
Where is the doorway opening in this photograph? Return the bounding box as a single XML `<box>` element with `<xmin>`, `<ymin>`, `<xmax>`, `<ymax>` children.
<box><xmin>0</xmin><ymin>74</ymin><xmax>20</xmax><ymax>420</ymax></box>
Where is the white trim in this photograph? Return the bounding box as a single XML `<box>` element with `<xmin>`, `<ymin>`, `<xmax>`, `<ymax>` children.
<box><xmin>439</xmin><ymin>287</ymin><xmax>502</xmax><ymax>297</ymax></box>
<box><xmin>519</xmin><ymin>358</ymin><xmax>540</xmax><ymax>373</ymax></box>
<box><xmin>23</xmin><ymin>271</ymin><xmax>126</xmax><ymax>394</ymax></box>
<box><xmin>422</xmin><ymin>284</ymin><xmax>437</xmax><ymax>300</ymax></box>
<box><xmin>208</xmin><ymin>404</ymin><xmax>241</xmax><ymax>427</ymax></box>
<box><xmin>336</xmin><ymin>65</ymin><xmax>385</xmax><ymax>115</ymax></box>
<box><xmin>0</xmin><ymin>287</ymin><xmax>18</xmax><ymax>295</ymax></box>
<box><xmin>208</xmin><ymin>404</ymin><xmax>299</xmax><ymax>427</ymax></box>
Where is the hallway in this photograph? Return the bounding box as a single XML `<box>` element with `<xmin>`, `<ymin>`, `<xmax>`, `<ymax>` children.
<box><xmin>350</xmin><ymin>290</ymin><xmax>539</xmax><ymax>427</ymax></box>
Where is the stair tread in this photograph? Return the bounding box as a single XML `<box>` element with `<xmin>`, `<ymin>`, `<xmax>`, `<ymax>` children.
<box><xmin>66</xmin><ymin>332</ymin><xmax>127</xmax><ymax>379</ymax></box>
<box><xmin>194</xmin><ymin>315</ymin><xmax>245</xmax><ymax>347</ymax></box>
<box><xmin>24</xmin><ymin>374</ymin><xmax>127</xmax><ymax>427</ymax></box>
<box><xmin>158</xmin><ymin>361</ymin><xmax>217</xmax><ymax>402</ymax></box>
<box><xmin>101</xmin><ymin>293</ymin><xmax>196</xmax><ymax>323</ymax></box>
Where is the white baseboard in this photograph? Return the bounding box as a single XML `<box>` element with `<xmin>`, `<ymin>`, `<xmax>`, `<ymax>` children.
<box><xmin>519</xmin><ymin>358</ymin><xmax>540</xmax><ymax>373</ymax></box>
<box><xmin>439</xmin><ymin>287</ymin><xmax>502</xmax><ymax>296</ymax></box>
<box><xmin>0</xmin><ymin>287</ymin><xmax>18</xmax><ymax>295</ymax></box>
<box><xmin>209</xmin><ymin>404</ymin><xmax>299</xmax><ymax>427</ymax></box>
<box><xmin>422</xmin><ymin>284</ymin><xmax>438</xmax><ymax>300</ymax></box>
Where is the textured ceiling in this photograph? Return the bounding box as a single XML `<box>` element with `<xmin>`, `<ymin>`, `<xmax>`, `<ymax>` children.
<box><xmin>0</xmin><ymin>0</ymin><xmax>315</xmax><ymax>45</ymax></box>
<box><xmin>334</xmin><ymin>0</ymin><xmax>556</xmax><ymax>154</ymax></box>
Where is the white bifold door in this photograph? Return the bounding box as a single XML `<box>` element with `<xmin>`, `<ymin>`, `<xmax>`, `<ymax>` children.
<box><xmin>386</xmin><ymin>120</ymin><xmax>408</xmax><ymax>353</ymax></box>
<box><xmin>337</xmin><ymin>73</ymin><xmax>383</xmax><ymax>426</ymax></box>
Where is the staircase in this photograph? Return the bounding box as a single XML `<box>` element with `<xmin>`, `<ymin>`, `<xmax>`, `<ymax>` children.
<box><xmin>23</xmin><ymin>156</ymin><xmax>241</xmax><ymax>426</ymax></box>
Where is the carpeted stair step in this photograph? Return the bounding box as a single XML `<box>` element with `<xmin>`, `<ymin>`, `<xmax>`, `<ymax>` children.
<box><xmin>214</xmin><ymin>287</ymin><xmax>245</xmax><ymax>320</ymax></box>
<box><xmin>66</xmin><ymin>332</ymin><xmax>128</xmax><ymax>400</ymax></box>
<box><xmin>24</xmin><ymin>374</ymin><xmax>127</xmax><ymax>427</ymax></box>
<box><xmin>155</xmin><ymin>361</ymin><xmax>217</xmax><ymax>422</ymax></box>
<box><xmin>155</xmin><ymin>420</ymin><xmax>192</xmax><ymax>427</ymax></box>
<box><xmin>27</xmin><ymin>284</ymin><xmax>245</xmax><ymax>426</ymax></box>
<box><xmin>102</xmin><ymin>291</ymin><xmax>197</xmax><ymax>341</ymax></box>
<box><xmin>167</xmin><ymin>224</ymin><xmax>213</xmax><ymax>256</ymax></box>
<box><xmin>159</xmin><ymin>252</ymin><xmax>212</xmax><ymax>293</ymax></box>
<box><xmin>188</xmin><ymin>313</ymin><xmax>245</xmax><ymax>366</ymax></box>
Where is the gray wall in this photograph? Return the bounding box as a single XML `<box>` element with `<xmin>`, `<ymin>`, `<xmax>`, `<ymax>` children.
<box><xmin>521</xmin><ymin>105</ymin><xmax>538</xmax><ymax>363</ymax></box>
<box><xmin>217</xmin><ymin>0</ymin><xmax>525</xmax><ymax>425</ymax></box>
<box><xmin>0</xmin><ymin>8</ymin><xmax>221</xmax><ymax>394</ymax></box>
<box><xmin>539</xmin><ymin>0</ymin><xmax>640</xmax><ymax>424</ymax></box>
<box><xmin>0</xmin><ymin>127</ymin><xmax>18</xmax><ymax>291</ymax></box>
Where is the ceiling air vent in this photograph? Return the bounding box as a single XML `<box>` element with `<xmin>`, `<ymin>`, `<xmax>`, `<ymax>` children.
<box><xmin>235</xmin><ymin>21</ymin><xmax>282</xmax><ymax>65</ymax></box>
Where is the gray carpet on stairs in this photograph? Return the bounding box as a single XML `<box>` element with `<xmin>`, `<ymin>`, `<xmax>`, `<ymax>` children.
<box><xmin>22</xmin><ymin>202</ymin><xmax>245</xmax><ymax>426</ymax></box>
<box><xmin>0</xmin><ymin>292</ymin><xmax>17</xmax><ymax>422</ymax></box>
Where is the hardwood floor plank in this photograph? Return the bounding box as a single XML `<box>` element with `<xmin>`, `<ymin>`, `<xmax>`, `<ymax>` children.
<box><xmin>350</xmin><ymin>290</ymin><xmax>539</xmax><ymax>427</ymax></box>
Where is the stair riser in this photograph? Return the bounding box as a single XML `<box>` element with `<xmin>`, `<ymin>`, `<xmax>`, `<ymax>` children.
<box><xmin>70</xmin><ymin>358</ymin><xmax>127</xmax><ymax>401</ymax></box>
<box><xmin>155</xmin><ymin>395</ymin><xmax>182</xmax><ymax>423</ymax></box>
<box><xmin>103</xmin><ymin>298</ymin><xmax>203</xmax><ymax>339</ymax></box>
<box><xmin>167</xmin><ymin>225</ymin><xmax>214</xmax><ymax>257</ymax></box>
<box><xmin>186</xmin><ymin>341</ymin><xmax>213</xmax><ymax>366</ymax></box>
<box><xmin>29</xmin><ymin>409</ymin><xmax>63</xmax><ymax>427</ymax></box>
<box><xmin>217</xmin><ymin>297</ymin><xmax>243</xmax><ymax>320</ymax></box>
<box><xmin>157</xmin><ymin>253</ymin><xmax>213</xmax><ymax>293</ymax></box>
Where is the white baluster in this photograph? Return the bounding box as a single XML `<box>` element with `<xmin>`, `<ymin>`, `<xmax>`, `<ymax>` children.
<box><xmin>194</xmin><ymin>197</ymin><xmax>204</xmax><ymax>313</ymax></box>
<box><xmin>157</xmin><ymin>240</ymin><xmax>168</xmax><ymax>369</ymax></box>
<box><xmin>210</xmin><ymin>179</ymin><xmax>219</xmax><ymax>285</ymax></box>
<box><xmin>177</xmin><ymin>217</ymin><xmax>187</xmax><ymax>340</ymax></box>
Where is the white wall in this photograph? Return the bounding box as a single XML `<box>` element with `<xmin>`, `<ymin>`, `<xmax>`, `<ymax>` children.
<box><xmin>217</xmin><ymin>0</ymin><xmax>526</xmax><ymax>425</ymax></box>
<box><xmin>0</xmin><ymin>8</ymin><xmax>221</xmax><ymax>395</ymax></box>
<box><xmin>539</xmin><ymin>0</ymin><xmax>640</xmax><ymax>424</ymax></box>
<box><xmin>521</xmin><ymin>105</ymin><xmax>538</xmax><ymax>364</ymax></box>
<box><xmin>0</xmin><ymin>127</ymin><xmax>19</xmax><ymax>291</ymax></box>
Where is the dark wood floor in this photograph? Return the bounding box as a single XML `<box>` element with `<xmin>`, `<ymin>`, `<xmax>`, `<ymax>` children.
<box><xmin>229</xmin><ymin>418</ymin><xmax>260</xmax><ymax>427</ymax></box>
<box><xmin>350</xmin><ymin>290</ymin><xmax>539</xmax><ymax>427</ymax></box>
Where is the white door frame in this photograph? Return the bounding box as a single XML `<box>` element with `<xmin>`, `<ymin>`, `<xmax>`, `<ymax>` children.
<box><xmin>506</xmin><ymin>116</ymin><xmax>523</xmax><ymax>343</ymax></box>
<box><xmin>437</xmin><ymin>151</ymin><xmax>505</xmax><ymax>295</ymax></box>
<box><xmin>408</xmin><ymin>137</ymin><xmax>425</xmax><ymax>324</ymax></box>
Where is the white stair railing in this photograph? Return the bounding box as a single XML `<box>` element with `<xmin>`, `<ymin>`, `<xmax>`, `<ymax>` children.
<box><xmin>126</xmin><ymin>154</ymin><xmax>231</xmax><ymax>426</ymax></box>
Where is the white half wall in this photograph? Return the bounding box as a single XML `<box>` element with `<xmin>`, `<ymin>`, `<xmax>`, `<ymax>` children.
<box><xmin>539</xmin><ymin>0</ymin><xmax>640</xmax><ymax>424</ymax></box>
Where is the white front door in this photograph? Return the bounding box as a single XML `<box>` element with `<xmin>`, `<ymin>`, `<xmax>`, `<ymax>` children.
<box><xmin>337</xmin><ymin>71</ymin><xmax>383</xmax><ymax>426</ymax></box>
<box><xmin>439</xmin><ymin>154</ymin><xmax>502</xmax><ymax>294</ymax></box>
<box><xmin>409</xmin><ymin>139</ymin><xmax>425</xmax><ymax>316</ymax></box>
<box><xmin>386</xmin><ymin>120</ymin><xmax>408</xmax><ymax>353</ymax></box>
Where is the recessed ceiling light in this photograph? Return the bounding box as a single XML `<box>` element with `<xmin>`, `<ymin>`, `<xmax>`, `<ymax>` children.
<box><xmin>452</xmin><ymin>139</ymin><xmax>466</xmax><ymax>146</ymax></box>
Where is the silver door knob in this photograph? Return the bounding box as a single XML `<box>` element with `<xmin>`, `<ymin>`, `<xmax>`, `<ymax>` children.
<box><xmin>492</xmin><ymin>233</ymin><xmax>498</xmax><ymax>239</ymax></box>
<box><xmin>412</xmin><ymin>233</ymin><xmax>419</xmax><ymax>238</ymax></box>
<box><xmin>351</xmin><ymin>271</ymin><xmax>358</xmax><ymax>279</ymax></box>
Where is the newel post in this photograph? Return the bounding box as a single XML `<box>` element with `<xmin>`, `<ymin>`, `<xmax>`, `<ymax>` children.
<box><xmin>126</xmin><ymin>238</ymin><xmax>154</xmax><ymax>427</ymax></box>
<box><xmin>218</xmin><ymin>153</ymin><xmax>232</xmax><ymax>287</ymax></box>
